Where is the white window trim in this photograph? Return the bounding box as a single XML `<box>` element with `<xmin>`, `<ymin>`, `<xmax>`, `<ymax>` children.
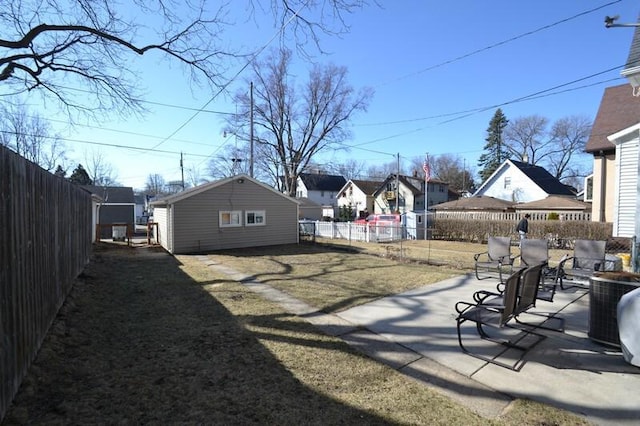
<box><xmin>245</xmin><ymin>210</ymin><xmax>266</xmax><ymax>227</ymax></box>
<box><xmin>219</xmin><ymin>210</ymin><xmax>242</xmax><ymax>228</ymax></box>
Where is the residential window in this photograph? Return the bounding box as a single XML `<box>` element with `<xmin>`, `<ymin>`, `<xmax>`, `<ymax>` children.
<box><xmin>504</xmin><ymin>177</ymin><xmax>511</xmax><ymax>189</ymax></box>
<box><xmin>219</xmin><ymin>210</ymin><xmax>242</xmax><ymax>228</ymax></box>
<box><xmin>439</xmin><ymin>184</ymin><xmax>445</xmax><ymax>192</ymax></box>
<box><xmin>321</xmin><ymin>190</ymin><xmax>325</xmax><ymax>197</ymax></box>
<box><xmin>245</xmin><ymin>210</ymin><xmax>266</xmax><ymax>226</ymax></box>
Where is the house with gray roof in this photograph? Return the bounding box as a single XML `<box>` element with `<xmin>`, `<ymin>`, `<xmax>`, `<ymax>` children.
<box><xmin>473</xmin><ymin>159</ymin><xmax>575</xmax><ymax>203</ymax></box>
<box><xmin>295</xmin><ymin>173</ymin><xmax>346</xmax><ymax>218</ymax></box>
<box><xmin>151</xmin><ymin>174</ymin><xmax>299</xmax><ymax>254</ymax></box>
<box><xmin>336</xmin><ymin>179</ymin><xmax>383</xmax><ymax>219</ymax></box>
<box><xmin>373</xmin><ymin>173</ymin><xmax>450</xmax><ymax>214</ymax></box>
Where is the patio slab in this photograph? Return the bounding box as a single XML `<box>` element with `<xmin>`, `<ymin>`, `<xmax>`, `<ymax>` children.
<box><xmin>337</xmin><ymin>274</ymin><xmax>640</xmax><ymax>426</ymax></box>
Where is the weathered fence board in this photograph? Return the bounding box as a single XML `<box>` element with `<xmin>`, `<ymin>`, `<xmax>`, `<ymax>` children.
<box><xmin>1</xmin><ymin>145</ymin><xmax>92</xmax><ymax>421</ymax></box>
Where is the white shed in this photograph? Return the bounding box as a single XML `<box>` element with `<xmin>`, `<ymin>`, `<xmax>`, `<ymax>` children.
<box><xmin>150</xmin><ymin>174</ymin><xmax>300</xmax><ymax>254</ymax></box>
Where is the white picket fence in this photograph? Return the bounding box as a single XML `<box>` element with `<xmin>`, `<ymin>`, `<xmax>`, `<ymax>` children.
<box><xmin>300</xmin><ymin>221</ymin><xmax>403</xmax><ymax>243</ymax></box>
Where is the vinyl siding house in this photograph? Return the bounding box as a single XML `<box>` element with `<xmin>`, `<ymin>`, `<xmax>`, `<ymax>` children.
<box><xmin>150</xmin><ymin>174</ymin><xmax>299</xmax><ymax>254</ymax></box>
<box><xmin>473</xmin><ymin>159</ymin><xmax>575</xmax><ymax>203</ymax></box>
<box><xmin>295</xmin><ymin>173</ymin><xmax>346</xmax><ymax>219</ymax></box>
<box><xmin>336</xmin><ymin>179</ymin><xmax>382</xmax><ymax>219</ymax></box>
<box><xmin>373</xmin><ymin>174</ymin><xmax>449</xmax><ymax>214</ymax></box>
<box><xmin>585</xmin><ymin>84</ymin><xmax>640</xmax><ymax>224</ymax></box>
<box><xmin>586</xmin><ymin>23</ymin><xmax>640</xmax><ymax>240</ymax></box>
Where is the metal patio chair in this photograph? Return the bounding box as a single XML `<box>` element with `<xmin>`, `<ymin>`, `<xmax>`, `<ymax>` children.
<box><xmin>455</xmin><ymin>267</ymin><xmax>546</xmax><ymax>371</ymax></box>
<box><xmin>556</xmin><ymin>239</ymin><xmax>607</xmax><ymax>289</ymax></box>
<box><xmin>474</xmin><ymin>236</ymin><xmax>517</xmax><ymax>282</ymax></box>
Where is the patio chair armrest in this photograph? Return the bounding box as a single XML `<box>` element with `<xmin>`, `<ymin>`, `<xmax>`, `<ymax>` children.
<box><xmin>473</xmin><ymin>290</ymin><xmax>500</xmax><ymax>304</ymax></box>
<box><xmin>455</xmin><ymin>300</ymin><xmax>475</xmax><ymax>315</ymax></box>
<box><xmin>507</xmin><ymin>254</ymin><xmax>520</xmax><ymax>265</ymax></box>
<box><xmin>558</xmin><ymin>255</ymin><xmax>574</xmax><ymax>268</ymax></box>
<box><xmin>474</xmin><ymin>251</ymin><xmax>488</xmax><ymax>261</ymax></box>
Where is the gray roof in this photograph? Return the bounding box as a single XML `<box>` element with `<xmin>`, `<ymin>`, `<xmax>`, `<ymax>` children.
<box><xmin>516</xmin><ymin>195</ymin><xmax>590</xmax><ymax>211</ymax></box>
<box><xmin>510</xmin><ymin>160</ymin><xmax>575</xmax><ymax>196</ymax></box>
<box><xmin>299</xmin><ymin>173</ymin><xmax>346</xmax><ymax>191</ymax></box>
<box><xmin>82</xmin><ymin>185</ymin><xmax>134</xmax><ymax>203</ymax></box>
<box><xmin>350</xmin><ymin>179</ymin><xmax>382</xmax><ymax>195</ymax></box>
<box><xmin>624</xmin><ymin>17</ymin><xmax>640</xmax><ymax>72</ymax></box>
<box><xmin>585</xmin><ymin>84</ymin><xmax>640</xmax><ymax>153</ymax></box>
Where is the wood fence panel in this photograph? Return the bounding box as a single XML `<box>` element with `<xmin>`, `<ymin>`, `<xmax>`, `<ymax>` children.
<box><xmin>0</xmin><ymin>145</ymin><xmax>92</xmax><ymax>421</ymax></box>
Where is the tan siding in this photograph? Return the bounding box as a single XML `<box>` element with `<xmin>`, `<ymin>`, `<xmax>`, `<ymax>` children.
<box><xmin>170</xmin><ymin>180</ymin><xmax>298</xmax><ymax>253</ymax></box>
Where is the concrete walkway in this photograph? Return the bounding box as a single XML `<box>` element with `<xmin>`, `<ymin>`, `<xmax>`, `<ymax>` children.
<box><xmin>196</xmin><ymin>256</ymin><xmax>640</xmax><ymax>426</ymax></box>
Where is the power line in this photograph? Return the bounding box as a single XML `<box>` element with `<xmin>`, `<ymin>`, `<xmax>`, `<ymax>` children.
<box><xmin>142</xmin><ymin>0</ymin><xmax>314</xmax><ymax>154</ymax></box>
<box><xmin>375</xmin><ymin>0</ymin><xmax>622</xmax><ymax>88</ymax></box>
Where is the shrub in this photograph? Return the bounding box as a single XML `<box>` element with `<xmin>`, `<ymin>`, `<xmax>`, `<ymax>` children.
<box><xmin>547</xmin><ymin>212</ymin><xmax>560</xmax><ymax>220</ymax></box>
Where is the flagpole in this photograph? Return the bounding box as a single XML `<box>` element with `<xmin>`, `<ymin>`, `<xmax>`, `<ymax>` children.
<box><xmin>423</xmin><ymin>154</ymin><xmax>429</xmax><ymax>241</ymax></box>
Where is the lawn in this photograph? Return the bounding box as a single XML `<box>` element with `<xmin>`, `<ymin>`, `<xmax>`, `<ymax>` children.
<box><xmin>3</xmin><ymin>242</ymin><xmax>589</xmax><ymax>425</ymax></box>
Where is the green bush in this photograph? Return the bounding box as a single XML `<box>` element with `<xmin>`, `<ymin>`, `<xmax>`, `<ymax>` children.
<box><xmin>547</xmin><ymin>212</ymin><xmax>560</xmax><ymax>220</ymax></box>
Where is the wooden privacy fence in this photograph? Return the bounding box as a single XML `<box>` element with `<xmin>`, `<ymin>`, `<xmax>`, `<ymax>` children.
<box><xmin>0</xmin><ymin>145</ymin><xmax>93</xmax><ymax>421</ymax></box>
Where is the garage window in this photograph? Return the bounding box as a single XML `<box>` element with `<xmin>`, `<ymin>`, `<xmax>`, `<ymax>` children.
<box><xmin>245</xmin><ymin>210</ymin><xmax>266</xmax><ymax>226</ymax></box>
<box><xmin>219</xmin><ymin>210</ymin><xmax>242</xmax><ymax>227</ymax></box>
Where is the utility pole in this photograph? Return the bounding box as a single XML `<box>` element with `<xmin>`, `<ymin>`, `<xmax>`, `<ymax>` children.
<box><xmin>250</xmin><ymin>81</ymin><xmax>254</xmax><ymax>178</ymax></box>
<box><xmin>180</xmin><ymin>152</ymin><xmax>185</xmax><ymax>190</ymax></box>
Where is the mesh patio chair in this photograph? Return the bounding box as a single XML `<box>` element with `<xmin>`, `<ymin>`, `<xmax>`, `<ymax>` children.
<box><xmin>519</xmin><ymin>239</ymin><xmax>556</xmax><ymax>303</ymax></box>
<box><xmin>556</xmin><ymin>240</ymin><xmax>607</xmax><ymax>290</ymax></box>
<box><xmin>474</xmin><ymin>236</ymin><xmax>517</xmax><ymax>282</ymax></box>
<box><xmin>456</xmin><ymin>267</ymin><xmax>546</xmax><ymax>371</ymax></box>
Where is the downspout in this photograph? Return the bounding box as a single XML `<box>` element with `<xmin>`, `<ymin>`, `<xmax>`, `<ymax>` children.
<box><xmin>599</xmin><ymin>150</ymin><xmax>606</xmax><ymax>222</ymax></box>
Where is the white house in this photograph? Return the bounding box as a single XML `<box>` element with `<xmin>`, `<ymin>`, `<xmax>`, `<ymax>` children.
<box><xmin>294</xmin><ymin>173</ymin><xmax>346</xmax><ymax>219</ymax></box>
<box><xmin>473</xmin><ymin>159</ymin><xmax>574</xmax><ymax>203</ymax></box>
<box><xmin>373</xmin><ymin>174</ymin><xmax>450</xmax><ymax>214</ymax></box>
<box><xmin>336</xmin><ymin>179</ymin><xmax>382</xmax><ymax>219</ymax></box>
<box><xmin>150</xmin><ymin>174</ymin><xmax>299</xmax><ymax>254</ymax></box>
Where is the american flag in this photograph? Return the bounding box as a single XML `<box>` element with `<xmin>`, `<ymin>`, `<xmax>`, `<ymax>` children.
<box><xmin>423</xmin><ymin>158</ymin><xmax>430</xmax><ymax>181</ymax></box>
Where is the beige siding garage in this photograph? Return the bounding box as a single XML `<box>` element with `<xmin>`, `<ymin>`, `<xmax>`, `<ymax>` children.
<box><xmin>151</xmin><ymin>175</ymin><xmax>299</xmax><ymax>254</ymax></box>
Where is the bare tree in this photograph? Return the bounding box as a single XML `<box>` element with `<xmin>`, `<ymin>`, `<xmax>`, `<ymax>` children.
<box><xmin>1</xmin><ymin>1</ymin><xmax>370</xmax><ymax>119</ymax></box>
<box><xmin>84</xmin><ymin>150</ymin><xmax>118</xmax><ymax>186</ymax></box>
<box><xmin>145</xmin><ymin>173</ymin><xmax>166</xmax><ymax>195</ymax></box>
<box><xmin>326</xmin><ymin>158</ymin><xmax>368</xmax><ymax>180</ymax></box>
<box><xmin>0</xmin><ymin>102</ymin><xmax>67</xmax><ymax>171</ymax></box>
<box><xmin>365</xmin><ymin>160</ymin><xmax>400</xmax><ymax>181</ymax></box>
<box><xmin>206</xmin><ymin>144</ymin><xmax>252</xmax><ymax>179</ymax></box>
<box><xmin>185</xmin><ymin>164</ymin><xmax>207</xmax><ymax>187</ymax></box>
<box><xmin>415</xmin><ymin>154</ymin><xmax>476</xmax><ymax>193</ymax></box>
<box><xmin>230</xmin><ymin>48</ymin><xmax>372</xmax><ymax>195</ymax></box>
<box><xmin>547</xmin><ymin>115</ymin><xmax>591</xmax><ymax>181</ymax></box>
<box><xmin>503</xmin><ymin>115</ymin><xmax>551</xmax><ymax>165</ymax></box>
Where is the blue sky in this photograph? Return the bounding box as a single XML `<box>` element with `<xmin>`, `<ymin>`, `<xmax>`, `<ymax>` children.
<box><xmin>49</xmin><ymin>0</ymin><xmax>639</xmax><ymax>190</ymax></box>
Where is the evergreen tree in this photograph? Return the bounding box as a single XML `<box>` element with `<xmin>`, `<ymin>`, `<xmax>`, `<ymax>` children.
<box><xmin>68</xmin><ymin>164</ymin><xmax>93</xmax><ymax>185</ymax></box>
<box><xmin>477</xmin><ymin>109</ymin><xmax>510</xmax><ymax>183</ymax></box>
<box><xmin>54</xmin><ymin>165</ymin><xmax>66</xmax><ymax>178</ymax></box>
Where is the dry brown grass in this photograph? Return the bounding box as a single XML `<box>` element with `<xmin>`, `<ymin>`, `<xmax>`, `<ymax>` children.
<box><xmin>3</xmin><ymin>242</ymin><xmax>590</xmax><ymax>425</ymax></box>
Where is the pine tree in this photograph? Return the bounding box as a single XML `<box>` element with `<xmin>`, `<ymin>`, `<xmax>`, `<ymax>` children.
<box><xmin>54</xmin><ymin>165</ymin><xmax>66</xmax><ymax>178</ymax></box>
<box><xmin>68</xmin><ymin>164</ymin><xmax>93</xmax><ymax>185</ymax></box>
<box><xmin>477</xmin><ymin>109</ymin><xmax>510</xmax><ymax>182</ymax></box>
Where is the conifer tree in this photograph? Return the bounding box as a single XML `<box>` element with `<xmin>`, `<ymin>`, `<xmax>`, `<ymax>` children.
<box><xmin>68</xmin><ymin>164</ymin><xmax>93</xmax><ymax>185</ymax></box>
<box><xmin>477</xmin><ymin>109</ymin><xmax>510</xmax><ymax>183</ymax></box>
